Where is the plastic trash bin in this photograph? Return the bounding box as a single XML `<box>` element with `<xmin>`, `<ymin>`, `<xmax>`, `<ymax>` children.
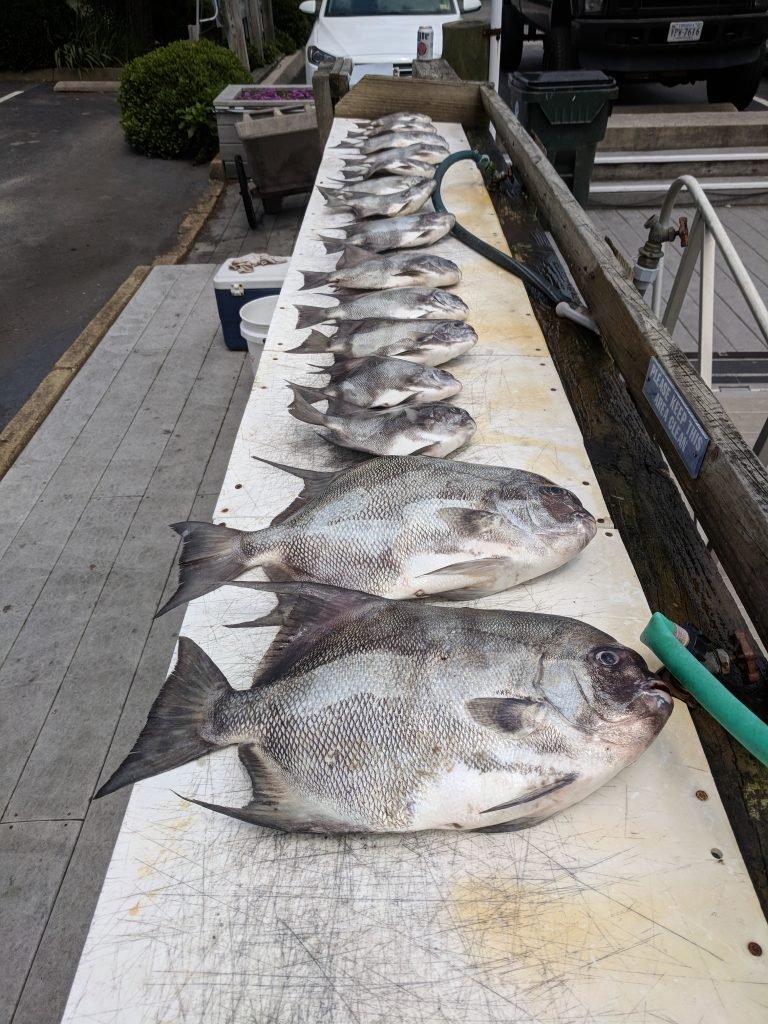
<box><xmin>507</xmin><ymin>70</ymin><xmax>618</xmax><ymax>207</ymax></box>
<box><xmin>240</xmin><ymin>295</ymin><xmax>279</xmax><ymax>374</ymax></box>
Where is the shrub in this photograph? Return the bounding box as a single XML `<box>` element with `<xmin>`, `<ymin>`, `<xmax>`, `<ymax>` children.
<box><xmin>0</xmin><ymin>0</ymin><xmax>73</xmax><ymax>71</ymax></box>
<box><xmin>119</xmin><ymin>39</ymin><xmax>251</xmax><ymax>160</ymax></box>
<box><xmin>55</xmin><ymin>2</ymin><xmax>129</xmax><ymax>72</ymax></box>
<box><xmin>272</xmin><ymin>0</ymin><xmax>313</xmax><ymax>50</ymax></box>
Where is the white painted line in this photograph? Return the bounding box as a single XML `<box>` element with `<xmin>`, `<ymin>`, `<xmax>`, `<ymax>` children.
<box><xmin>752</xmin><ymin>94</ymin><xmax>768</xmax><ymax>109</ymax></box>
<box><xmin>0</xmin><ymin>90</ymin><xmax>23</xmax><ymax>104</ymax></box>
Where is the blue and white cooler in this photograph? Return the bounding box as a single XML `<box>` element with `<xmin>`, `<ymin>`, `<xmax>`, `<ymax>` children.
<box><xmin>213</xmin><ymin>254</ymin><xmax>289</xmax><ymax>351</ymax></box>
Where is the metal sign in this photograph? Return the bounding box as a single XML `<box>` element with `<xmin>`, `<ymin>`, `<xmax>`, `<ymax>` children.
<box><xmin>643</xmin><ymin>357</ymin><xmax>710</xmax><ymax>478</ymax></box>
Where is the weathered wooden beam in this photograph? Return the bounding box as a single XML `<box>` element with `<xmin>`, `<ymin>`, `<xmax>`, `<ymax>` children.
<box><xmin>335</xmin><ymin>76</ymin><xmax>489</xmax><ymax>129</ymax></box>
<box><xmin>471</xmin><ymin>132</ymin><xmax>768</xmax><ymax>918</ymax></box>
<box><xmin>412</xmin><ymin>58</ymin><xmax>461</xmax><ymax>81</ymax></box>
<box><xmin>481</xmin><ymin>84</ymin><xmax>768</xmax><ymax>649</ymax></box>
<box><xmin>312</xmin><ymin>58</ymin><xmax>352</xmax><ymax>147</ymax></box>
<box><xmin>441</xmin><ymin>19</ymin><xmax>489</xmax><ymax>81</ymax></box>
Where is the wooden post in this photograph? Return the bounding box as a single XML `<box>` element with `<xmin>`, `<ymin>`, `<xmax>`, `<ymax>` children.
<box><xmin>481</xmin><ymin>83</ymin><xmax>768</xmax><ymax>649</ymax></box>
<box><xmin>220</xmin><ymin>0</ymin><xmax>251</xmax><ymax>69</ymax></box>
<box><xmin>441</xmin><ymin>20</ymin><xmax>490</xmax><ymax>81</ymax></box>
<box><xmin>312</xmin><ymin>58</ymin><xmax>352</xmax><ymax>147</ymax></box>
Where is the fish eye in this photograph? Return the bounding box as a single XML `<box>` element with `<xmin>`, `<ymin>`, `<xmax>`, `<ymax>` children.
<box><xmin>595</xmin><ymin>648</ymin><xmax>621</xmax><ymax>667</ymax></box>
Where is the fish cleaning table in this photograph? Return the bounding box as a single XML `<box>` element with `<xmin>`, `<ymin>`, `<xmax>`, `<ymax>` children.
<box><xmin>62</xmin><ymin>120</ymin><xmax>768</xmax><ymax>1023</ymax></box>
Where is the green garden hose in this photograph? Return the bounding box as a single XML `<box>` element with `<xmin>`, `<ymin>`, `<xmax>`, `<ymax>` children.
<box><xmin>641</xmin><ymin>612</ymin><xmax>768</xmax><ymax>767</ymax></box>
<box><xmin>432</xmin><ymin>151</ymin><xmax>599</xmax><ymax>333</ymax></box>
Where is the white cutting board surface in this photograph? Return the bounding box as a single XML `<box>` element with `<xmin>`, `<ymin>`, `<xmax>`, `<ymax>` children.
<box><xmin>62</xmin><ymin>119</ymin><xmax>768</xmax><ymax>1024</ymax></box>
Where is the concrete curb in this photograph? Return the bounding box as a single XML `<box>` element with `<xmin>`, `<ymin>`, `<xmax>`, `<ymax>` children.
<box><xmin>53</xmin><ymin>81</ymin><xmax>120</xmax><ymax>93</ymax></box>
<box><xmin>0</xmin><ymin>266</ymin><xmax>151</xmax><ymax>479</ymax></box>
<box><xmin>0</xmin><ymin>175</ymin><xmax>226</xmax><ymax>480</ymax></box>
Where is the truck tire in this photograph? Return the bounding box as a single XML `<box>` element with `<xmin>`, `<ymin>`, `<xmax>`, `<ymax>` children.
<box><xmin>544</xmin><ymin>24</ymin><xmax>578</xmax><ymax>71</ymax></box>
<box><xmin>706</xmin><ymin>55</ymin><xmax>763</xmax><ymax>110</ymax></box>
<box><xmin>500</xmin><ymin>5</ymin><xmax>524</xmax><ymax>73</ymax></box>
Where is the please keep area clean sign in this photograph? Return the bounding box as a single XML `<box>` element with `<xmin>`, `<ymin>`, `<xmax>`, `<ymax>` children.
<box><xmin>643</xmin><ymin>357</ymin><xmax>710</xmax><ymax>478</ymax></box>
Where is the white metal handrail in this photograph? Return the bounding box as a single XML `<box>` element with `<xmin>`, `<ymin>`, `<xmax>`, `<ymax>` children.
<box><xmin>650</xmin><ymin>175</ymin><xmax>768</xmax><ymax>390</ymax></box>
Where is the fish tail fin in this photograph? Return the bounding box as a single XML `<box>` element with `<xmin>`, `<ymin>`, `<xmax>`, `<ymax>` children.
<box><xmin>287</xmin><ymin>384</ymin><xmax>329</xmax><ymax>426</ymax></box>
<box><xmin>294</xmin><ymin>304</ymin><xmax>327</xmax><ymax>330</ymax></box>
<box><xmin>299</xmin><ymin>269</ymin><xmax>331</xmax><ymax>291</ymax></box>
<box><xmin>331</xmin><ymin>139</ymin><xmax>362</xmax><ymax>149</ymax></box>
<box><xmin>156</xmin><ymin>522</ymin><xmax>264</xmax><ymax>617</ymax></box>
<box><xmin>290</xmin><ymin>328</ymin><xmax>333</xmax><ymax>352</ymax></box>
<box><xmin>284</xmin><ymin>379</ymin><xmax>328</xmax><ymax>403</ymax></box>
<box><xmin>339</xmin><ymin>168</ymin><xmax>365</xmax><ymax>180</ymax></box>
<box><xmin>95</xmin><ymin>638</ymin><xmax>233</xmax><ymax>797</ymax></box>
<box><xmin>335</xmin><ymin>243</ymin><xmax>372</xmax><ymax>269</ymax></box>
<box><xmin>317</xmin><ymin>186</ymin><xmax>349</xmax><ymax>207</ymax></box>
<box><xmin>319</xmin><ymin>239</ymin><xmax>346</xmax><ymax>256</ymax></box>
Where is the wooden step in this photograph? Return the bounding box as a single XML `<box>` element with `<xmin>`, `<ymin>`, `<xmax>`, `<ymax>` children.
<box><xmin>600</xmin><ymin>112</ymin><xmax>768</xmax><ymax>152</ymax></box>
<box><xmin>592</xmin><ymin>147</ymin><xmax>768</xmax><ymax>182</ymax></box>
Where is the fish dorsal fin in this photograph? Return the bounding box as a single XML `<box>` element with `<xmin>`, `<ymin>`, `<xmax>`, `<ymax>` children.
<box><xmin>336</xmin><ymin>243</ymin><xmax>375</xmax><ymax>269</ymax></box>
<box><xmin>250</xmin><ymin>456</ymin><xmax>345</xmax><ymax>526</ymax></box>
<box><xmin>465</xmin><ymin>697</ymin><xmax>546</xmax><ymax>735</ymax></box>
<box><xmin>224</xmin><ymin>581</ymin><xmax>388</xmax><ymax>688</ymax></box>
<box><xmin>319</xmin><ymin>356</ymin><xmax>367</xmax><ymax>382</ymax></box>
<box><xmin>436</xmin><ymin>507</ymin><xmax>508</xmax><ymax>536</ymax></box>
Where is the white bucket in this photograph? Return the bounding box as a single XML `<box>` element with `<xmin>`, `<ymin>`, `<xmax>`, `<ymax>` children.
<box><xmin>240</xmin><ymin>295</ymin><xmax>279</xmax><ymax>374</ymax></box>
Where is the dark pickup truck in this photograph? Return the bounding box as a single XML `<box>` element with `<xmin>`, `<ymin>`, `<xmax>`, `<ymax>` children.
<box><xmin>501</xmin><ymin>1</ymin><xmax>768</xmax><ymax>109</ymax></box>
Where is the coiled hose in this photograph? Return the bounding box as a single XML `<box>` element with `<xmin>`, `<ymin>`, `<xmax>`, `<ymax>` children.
<box><xmin>432</xmin><ymin>150</ymin><xmax>599</xmax><ymax>333</ymax></box>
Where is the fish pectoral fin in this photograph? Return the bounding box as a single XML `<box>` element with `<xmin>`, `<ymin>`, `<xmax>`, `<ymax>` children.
<box><xmin>480</xmin><ymin>773</ymin><xmax>579</xmax><ymax>815</ymax></box>
<box><xmin>472</xmin><ymin>813</ymin><xmax>551</xmax><ymax>834</ymax></box>
<box><xmin>436</xmin><ymin>507</ymin><xmax>507</xmax><ymax>536</ymax></box>
<box><xmin>178</xmin><ymin>745</ymin><xmax>359</xmax><ymax>833</ymax></box>
<box><xmin>415</xmin><ymin>556</ymin><xmax>509</xmax><ymax>599</ymax></box>
<box><xmin>465</xmin><ymin>696</ymin><xmax>546</xmax><ymax>735</ymax></box>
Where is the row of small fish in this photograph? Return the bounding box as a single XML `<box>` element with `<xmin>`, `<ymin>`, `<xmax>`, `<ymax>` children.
<box><xmin>289</xmin><ymin>128</ymin><xmax>474</xmax><ymax>456</ymax></box>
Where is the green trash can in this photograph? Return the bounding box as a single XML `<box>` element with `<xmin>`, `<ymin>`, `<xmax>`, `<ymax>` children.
<box><xmin>508</xmin><ymin>70</ymin><xmax>618</xmax><ymax>207</ymax></box>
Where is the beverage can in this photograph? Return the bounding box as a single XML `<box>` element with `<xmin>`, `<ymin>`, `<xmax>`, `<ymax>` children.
<box><xmin>416</xmin><ymin>25</ymin><xmax>434</xmax><ymax>61</ymax></box>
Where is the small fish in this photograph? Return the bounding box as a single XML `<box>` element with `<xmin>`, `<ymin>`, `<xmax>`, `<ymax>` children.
<box><xmin>290</xmin><ymin>319</ymin><xmax>477</xmax><ymax>365</ymax></box>
<box><xmin>294</xmin><ymin>356</ymin><xmax>462</xmax><ymax>408</ymax></box>
<box><xmin>319</xmin><ymin>176</ymin><xmax>427</xmax><ymax>196</ymax></box>
<box><xmin>351</xmin><ymin>111</ymin><xmax>434</xmax><ymax>133</ymax></box>
<box><xmin>339</xmin><ymin>156</ymin><xmax>436</xmax><ymax>181</ymax></box>
<box><xmin>293</xmin><ymin>288</ymin><xmax>468</xmax><ymax>330</ymax></box>
<box><xmin>336</xmin><ymin>130</ymin><xmax>447</xmax><ymax>155</ymax></box>
<box><xmin>153</xmin><ymin>454</ymin><xmax>597</xmax><ymax>614</ymax></box>
<box><xmin>98</xmin><ymin>581</ymin><xmax>672</xmax><ymax>835</ymax></box>
<box><xmin>341</xmin><ymin>144</ymin><xmax>449</xmax><ymax>179</ymax></box>
<box><xmin>299</xmin><ymin>249</ymin><xmax>461</xmax><ymax>293</ymax></box>
<box><xmin>317</xmin><ymin>180</ymin><xmax>436</xmax><ymax>219</ymax></box>
<box><xmin>287</xmin><ymin>386</ymin><xmax>476</xmax><ymax>456</ymax></box>
<box><xmin>318</xmin><ymin>212</ymin><xmax>455</xmax><ymax>254</ymax></box>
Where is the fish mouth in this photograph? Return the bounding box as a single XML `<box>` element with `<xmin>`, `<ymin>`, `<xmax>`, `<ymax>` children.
<box><xmin>644</xmin><ymin>679</ymin><xmax>674</xmax><ymax>705</ymax></box>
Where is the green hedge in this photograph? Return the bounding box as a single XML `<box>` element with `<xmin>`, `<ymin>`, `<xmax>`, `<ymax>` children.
<box><xmin>0</xmin><ymin>0</ymin><xmax>73</xmax><ymax>71</ymax></box>
<box><xmin>119</xmin><ymin>39</ymin><xmax>251</xmax><ymax>160</ymax></box>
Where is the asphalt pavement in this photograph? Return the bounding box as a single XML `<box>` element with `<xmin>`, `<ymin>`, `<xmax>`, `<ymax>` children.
<box><xmin>0</xmin><ymin>83</ymin><xmax>211</xmax><ymax>430</ymax></box>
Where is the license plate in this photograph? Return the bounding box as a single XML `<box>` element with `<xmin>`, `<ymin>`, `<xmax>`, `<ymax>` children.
<box><xmin>668</xmin><ymin>20</ymin><xmax>703</xmax><ymax>43</ymax></box>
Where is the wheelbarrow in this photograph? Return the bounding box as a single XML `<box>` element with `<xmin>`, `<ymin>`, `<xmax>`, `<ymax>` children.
<box><xmin>234</xmin><ymin>106</ymin><xmax>323</xmax><ymax>226</ymax></box>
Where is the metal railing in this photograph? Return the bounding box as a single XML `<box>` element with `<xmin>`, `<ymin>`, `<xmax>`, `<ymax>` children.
<box><xmin>646</xmin><ymin>175</ymin><xmax>768</xmax><ymax>390</ymax></box>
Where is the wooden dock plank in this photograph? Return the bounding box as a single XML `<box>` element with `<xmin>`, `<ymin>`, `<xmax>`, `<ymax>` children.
<box><xmin>1</xmin><ymin>820</ymin><xmax>80</xmax><ymax>1024</ymax></box>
